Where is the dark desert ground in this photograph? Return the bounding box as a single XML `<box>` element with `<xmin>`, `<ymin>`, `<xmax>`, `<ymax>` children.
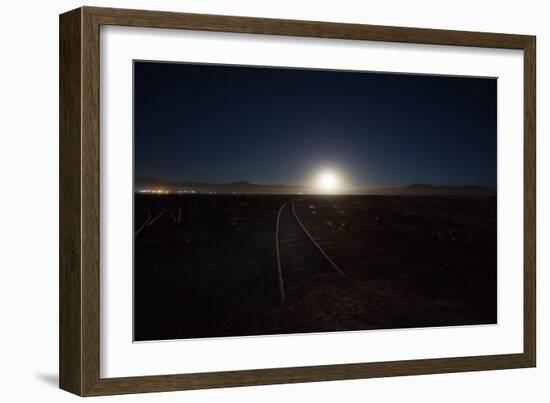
<box><xmin>134</xmin><ymin>193</ymin><xmax>497</xmax><ymax>341</ymax></box>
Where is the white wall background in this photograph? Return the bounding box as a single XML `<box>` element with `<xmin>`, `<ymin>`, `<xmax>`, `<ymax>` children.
<box><xmin>0</xmin><ymin>0</ymin><xmax>546</xmax><ymax>401</ymax></box>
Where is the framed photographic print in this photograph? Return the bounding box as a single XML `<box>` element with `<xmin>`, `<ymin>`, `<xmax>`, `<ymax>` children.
<box><xmin>59</xmin><ymin>6</ymin><xmax>536</xmax><ymax>396</ymax></box>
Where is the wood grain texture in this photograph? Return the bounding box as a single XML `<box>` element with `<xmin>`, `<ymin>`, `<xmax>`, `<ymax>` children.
<box><xmin>59</xmin><ymin>8</ymin><xmax>82</xmax><ymax>396</ymax></box>
<box><xmin>81</xmin><ymin>6</ymin><xmax>102</xmax><ymax>396</ymax></box>
<box><xmin>523</xmin><ymin>37</ymin><xmax>536</xmax><ymax>367</ymax></box>
<box><xmin>87</xmin><ymin>354</ymin><xmax>530</xmax><ymax>396</ymax></box>
<box><xmin>86</xmin><ymin>6</ymin><xmax>533</xmax><ymax>49</ymax></box>
<box><xmin>59</xmin><ymin>6</ymin><xmax>537</xmax><ymax>396</ymax></box>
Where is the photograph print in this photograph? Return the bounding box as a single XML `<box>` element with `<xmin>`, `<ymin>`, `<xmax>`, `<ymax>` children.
<box><xmin>133</xmin><ymin>61</ymin><xmax>497</xmax><ymax>342</ymax></box>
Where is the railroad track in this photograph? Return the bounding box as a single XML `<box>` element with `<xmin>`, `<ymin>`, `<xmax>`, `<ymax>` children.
<box><xmin>135</xmin><ymin>207</ymin><xmax>180</xmax><ymax>237</ymax></box>
<box><xmin>136</xmin><ymin>201</ymin><xmax>347</xmax><ymax>306</ymax></box>
<box><xmin>275</xmin><ymin>201</ymin><xmax>347</xmax><ymax>304</ymax></box>
<box><xmin>135</xmin><ymin>209</ymin><xmax>152</xmax><ymax>237</ymax></box>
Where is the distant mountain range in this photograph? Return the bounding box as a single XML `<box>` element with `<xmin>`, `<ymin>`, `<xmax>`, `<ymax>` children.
<box><xmin>366</xmin><ymin>183</ymin><xmax>496</xmax><ymax>195</ymax></box>
<box><xmin>135</xmin><ymin>177</ymin><xmax>495</xmax><ymax>195</ymax></box>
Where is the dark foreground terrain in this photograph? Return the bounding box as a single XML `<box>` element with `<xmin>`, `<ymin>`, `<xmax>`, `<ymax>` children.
<box><xmin>134</xmin><ymin>194</ymin><xmax>496</xmax><ymax>341</ymax></box>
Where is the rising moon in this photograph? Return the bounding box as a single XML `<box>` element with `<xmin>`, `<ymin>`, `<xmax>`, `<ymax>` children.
<box><xmin>315</xmin><ymin>170</ymin><xmax>340</xmax><ymax>193</ymax></box>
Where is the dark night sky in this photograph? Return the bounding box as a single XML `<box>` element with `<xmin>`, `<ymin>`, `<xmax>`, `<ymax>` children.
<box><xmin>134</xmin><ymin>61</ymin><xmax>497</xmax><ymax>190</ymax></box>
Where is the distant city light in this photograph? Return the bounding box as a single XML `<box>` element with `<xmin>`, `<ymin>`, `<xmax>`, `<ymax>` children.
<box><xmin>138</xmin><ymin>188</ymin><xmax>207</xmax><ymax>195</ymax></box>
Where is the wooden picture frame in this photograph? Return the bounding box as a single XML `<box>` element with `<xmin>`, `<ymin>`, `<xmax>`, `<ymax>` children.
<box><xmin>59</xmin><ymin>6</ymin><xmax>536</xmax><ymax>396</ymax></box>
